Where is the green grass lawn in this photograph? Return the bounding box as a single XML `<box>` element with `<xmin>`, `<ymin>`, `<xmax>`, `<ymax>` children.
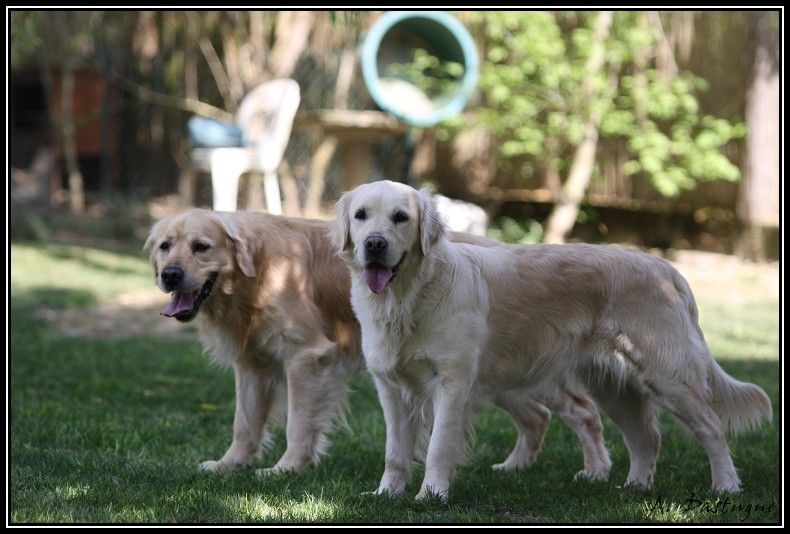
<box><xmin>9</xmin><ymin>241</ymin><xmax>780</xmax><ymax>523</ymax></box>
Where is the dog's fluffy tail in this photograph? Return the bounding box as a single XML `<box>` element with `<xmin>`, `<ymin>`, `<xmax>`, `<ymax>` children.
<box><xmin>708</xmin><ymin>361</ymin><xmax>772</xmax><ymax>435</ymax></box>
<box><xmin>672</xmin><ymin>266</ymin><xmax>772</xmax><ymax>435</ymax></box>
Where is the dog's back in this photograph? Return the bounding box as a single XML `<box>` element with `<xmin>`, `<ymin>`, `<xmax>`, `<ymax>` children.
<box><xmin>462</xmin><ymin>241</ymin><xmax>769</xmax><ymax>410</ymax></box>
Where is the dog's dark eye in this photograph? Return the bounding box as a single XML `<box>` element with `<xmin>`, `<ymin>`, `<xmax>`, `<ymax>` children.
<box><xmin>354</xmin><ymin>208</ymin><xmax>367</xmax><ymax>221</ymax></box>
<box><xmin>193</xmin><ymin>242</ymin><xmax>211</xmax><ymax>253</ymax></box>
<box><xmin>392</xmin><ymin>211</ymin><xmax>409</xmax><ymax>224</ymax></box>
<box><xmin>159</xmin><ymin>242</ymin><xmax>170</xmax><ymax>252</ymax></box>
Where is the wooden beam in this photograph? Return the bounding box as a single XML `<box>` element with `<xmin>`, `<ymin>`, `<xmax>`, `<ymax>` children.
<box><xmin>294</xmin><ymin>109</ymin><xmax>408</xmax><ymax>138</ymax></box>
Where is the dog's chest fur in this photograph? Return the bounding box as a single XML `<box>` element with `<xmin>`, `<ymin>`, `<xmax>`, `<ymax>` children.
<box><xmin>353</xmin><ymin>277</ymin><xmax>425</xmax><ymax>364</ymax></box>
<box><xmin>351</xmin><ymin>264</ymin><xmax>474</xmax><ymax>399</ymax></box>
<box><xmin>198</xmin><ymin>296</ymin><xmax>312</xmax><ymax>369</ymax></box>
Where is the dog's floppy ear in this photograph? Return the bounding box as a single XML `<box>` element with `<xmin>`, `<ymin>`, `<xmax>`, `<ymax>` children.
<box><xmin>143</xmin><ymin>219</ymin><xmax>164</xmax><ymax>261</ymax></box>
<box><xmin>329</xmin><ymin>192</ymin><xmax>352</xmax><ymax>253</ymax></box>
<box><xmin>418</xmin><ymin>187</ymin><xmax>445</xmax><ymax>256</ymax></box>
<box><xmin>214</xmin><ymin>212</ymin><xmax>256</xmax><ymax>278</ymax></box>
<box><xmin>143</xmin><ymin>226</ymin><xmax>156</xmax><ymax>252</ymax></box>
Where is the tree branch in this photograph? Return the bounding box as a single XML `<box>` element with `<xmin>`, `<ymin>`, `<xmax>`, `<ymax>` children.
<box><xmin>111</xmin><ymin>72</ymin><xmax>233</xmax><ymax>120</ymax></box>
<box><xmin>648</xmin><ymin>11</ymin><xmax>679</xmax><ymax>82</ymax></box>
<box><xmin>199</xmin><ymin>36</ymin><xmax>236</xmax><ymax>111</ymax></box>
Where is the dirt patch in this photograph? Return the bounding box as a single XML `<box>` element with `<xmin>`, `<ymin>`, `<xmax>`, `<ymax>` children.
<box><xmin>34</xmin><ymin>249</ymin><xmax>777</xmax><ymax>341</ymax></box>
<box><xmin>667</xmin><ymin>249</ymin><xmax>779</xmax><ymax>305</ymax></box>
<box><xmin>34</xmin><ymin>287</ymin><xmax>199</xmax><ymax>341</ymax></box>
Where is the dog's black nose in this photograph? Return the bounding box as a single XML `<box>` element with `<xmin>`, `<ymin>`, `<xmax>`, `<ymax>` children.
<box><xmin>161</xmin><ymin>266</ymin><xmax>184</xmax><ymax>290</ymax></box>
<box><xmin>364</xmin><ymin>235</ymin><xmax>388</xmax><ymax>252</ymax></box>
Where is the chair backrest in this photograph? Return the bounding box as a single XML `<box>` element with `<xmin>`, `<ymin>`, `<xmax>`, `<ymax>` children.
<box><xmin>236</xmin><ymin>78</ymin><xmax>301</xmax><ymax>172</ymax></box>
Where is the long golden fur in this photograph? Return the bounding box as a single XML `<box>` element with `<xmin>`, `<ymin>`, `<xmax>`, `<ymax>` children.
<box><xmin>145</xmin><ymin>208</ymin><xmax>611</xmax><ymax>478</ymax></box>
<box><xmin>145</xmin><ymin>209</ymin><xmax>361</xmax><ymax>475</ymax></box>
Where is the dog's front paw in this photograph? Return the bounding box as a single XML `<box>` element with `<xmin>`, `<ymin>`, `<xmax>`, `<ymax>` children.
<box><xmin>199</xmin><ymin>460</ymin><xmax>239</xmax><ymax>474</ymax></box>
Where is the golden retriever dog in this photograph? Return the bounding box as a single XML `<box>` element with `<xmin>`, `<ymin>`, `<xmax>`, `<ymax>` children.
<box><xmin>146</xmin><ymin>209</ymin><xmax>361</xmax><ymax>475</ymax></box>
<box><xmin>330</xmin><ymin>180</ymin><xmax>772</xmax><ymax>500</ymax></box>
<box><xmin>145</xmin><ymin>208</ymin><xmax>612</xmax><ymax>478</ymax></box>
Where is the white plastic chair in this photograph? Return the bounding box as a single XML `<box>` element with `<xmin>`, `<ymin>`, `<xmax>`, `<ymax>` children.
<box><xmin>187</xmin><ymin>79</ymin><xmax>301</xmax><ymax>213</ymax></box>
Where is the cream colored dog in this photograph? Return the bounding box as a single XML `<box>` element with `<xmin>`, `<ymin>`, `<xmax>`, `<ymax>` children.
<box><xmin>331</xmin><ymin>180</ymin><xmax>772</xmax><ymax>500</ymax></box>
<box><xmin>145</xmin><ymin>208</ymin><xmax>611</xmax><ymax>478</ymax></box>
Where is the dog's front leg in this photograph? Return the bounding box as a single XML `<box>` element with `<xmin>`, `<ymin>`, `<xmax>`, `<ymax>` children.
<box><xmin>371</xmin><ymin>374</ymin><xmax>419</xmax><ymax>496</ymax></box>
<box><xmin>200</xmin><ymin>360</ymin><xmax>276</xmax><ymax>473</ymax></box>
<box><xmin>259</xmin><ymin>338</ymin><xmax>347</xmax><ymax>476</ymax></box>
<box><xmin>416</xmin><ymin>374</ymin><xmax>473</xmax><ymax>501</ymax></box>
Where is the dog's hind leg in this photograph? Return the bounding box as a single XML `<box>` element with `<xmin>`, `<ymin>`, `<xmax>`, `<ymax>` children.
<box><xmin>492</xmin><ymin>393</ymin><xmax>551</xmax><ymax>472</ymax></box>
<box><xmin>200</xmin><ymin>359</ymin><xmax>278</xmax><ymax>473</ymax></box>
<box><xmin>651</xmin><ymin>382</ymin><xmax>741</xmax><ymax>492</ymax></box>
<box><xmin>257</xmin><ymin>337</ymin><xmax>351</xmax><ymax>476</ymax></box>
<box><xmin>543</xmin><ymin>390</ymin><xmax>612</xmax><ymax>481</ymax></box>
<box><xmin>588</xmin><ymin>380</ymin><xmax>661</xmax><ymax>489</ymax></box>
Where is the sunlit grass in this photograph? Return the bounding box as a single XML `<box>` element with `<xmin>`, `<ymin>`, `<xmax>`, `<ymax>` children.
<box><xmin>11</xmin><ymin>243</ymin><xmax>153</xmax><ymax>309</ymax></box>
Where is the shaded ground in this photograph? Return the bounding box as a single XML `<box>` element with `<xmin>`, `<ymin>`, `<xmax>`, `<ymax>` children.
<box><xmin>33</xmin><ymin>288</ymin><xmax>198</xmax><ymax>341</ymax></box>
<box><xmin>30</xmin><ymin>247</ymin><xmax>778</xmax><ymax>345</ymax></box>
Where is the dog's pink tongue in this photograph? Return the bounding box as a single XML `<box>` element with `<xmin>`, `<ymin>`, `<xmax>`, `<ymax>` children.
<box><xmin>363</xmin><ymin>265</ymin><xmax>395</xmax><ymax>294</ymax></box>
<box><xmin>161</xmin><ymin>291</ymin><xmax>196</xmax><ymax>317</ymax></box>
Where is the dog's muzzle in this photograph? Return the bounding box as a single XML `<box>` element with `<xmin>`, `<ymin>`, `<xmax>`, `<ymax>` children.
<box><xmin>160</xmin><ymin>272</ymin><xmax>218</xmax><ymax>322</ymax></box>
<box><xmin>364</xmin><ymin>234</ymin><xmax>389</xmax><ymax>264</ymax></box>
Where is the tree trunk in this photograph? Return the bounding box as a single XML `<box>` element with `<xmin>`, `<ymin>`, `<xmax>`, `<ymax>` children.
<box><xmin>61</xmin><ymin>65</ymin><xmax>86</xmax><ymax>214</ymax></box>
<box><xmin>270</xmin><ymin>11</ymin><xmax>315</xmax><ymax>78</ymax></box>
<box><xmin>543</xmin><ymin>11</ymin><xmax>613</xmax><ymax>244</ymax></box>
<box><xmin>184</xmin><ymin>13</ymin><xmax>199</xmax><ymax>101</ymax></box>
<box><xmin>737</xmin><ymin>11</ymin><xmax>779</xmax><ymax>261</ymax></box>
<box><xmin>543</xmin><ymin>121</ymin><xmax>601</xmax><ymax>244</ymax></box>
<box><xmin>221</xmin><ymin>18</ymin><xmax>246</xmax><ymax>100</ymax></box>
<box><xmin>36</xmin><ymin>47</ymin><xmax>64</xmax><ymax>206</ymax></box>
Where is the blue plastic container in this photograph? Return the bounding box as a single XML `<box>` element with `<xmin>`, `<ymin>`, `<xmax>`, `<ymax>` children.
<box><xmin>360</xmin><ymin>11</ymin><xmax>479</xmax><ymax>127</ymax></box>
